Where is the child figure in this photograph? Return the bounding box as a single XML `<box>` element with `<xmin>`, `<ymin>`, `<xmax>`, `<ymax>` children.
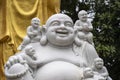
<box><xmin>73</xmin><ymin>11</ymin><xmax>99</xmax><ymax>64</ymax></box>
<box><xmin>82</xmin><ymin>67</ymin><xmax>94</xmax><ymax>80</ymax></box>
<box><xmin>23</xmin><ymin>45</ymin><xmax>38</xmax><ymax>69</ymax></box>
<box><xmin>18</xmin><ymin>17</ymin><xmax>42</xmax><ymax>50</ymax></box>
<box><xmin>82</xmin><ymin>67</ymin><xmax>105</xmax><ymax>80</ymax></box>
<box><xmin>74</xmin><ymin>10</ymin><xmax>94</xmax><ymax>46</ymax></box>
<box><xmin>22</xmin><ymin>45</ymin><xmax>38</xmax><ymax>77</ymax></box>
<box><xmin>92</xmin><ymin>58</ymin><xmax>112</xmax><ymax>80</ymax></box>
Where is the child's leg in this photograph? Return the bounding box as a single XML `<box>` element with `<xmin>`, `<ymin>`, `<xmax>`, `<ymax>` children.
<box><xmin>86</xmin><ymin>32</ymin><xmax>94</xmax><ymax>46</ymax></box>
<box><xmin>18</xmin><ymin>36</ymin><xmax>31</xmax><ymax>50</ymax></box>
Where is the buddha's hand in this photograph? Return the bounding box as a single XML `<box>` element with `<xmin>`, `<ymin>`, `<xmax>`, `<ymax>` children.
<box><xmin>5</xmin><ymin>55</ymin><xmax>26</xmax><ymax>69</ymax></box>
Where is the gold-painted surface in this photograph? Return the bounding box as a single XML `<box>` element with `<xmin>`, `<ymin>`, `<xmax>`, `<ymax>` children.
<box><xmin>0</xmin><ymin>0</ymin><xmax>60</xmax><ymax>80</ymax></box>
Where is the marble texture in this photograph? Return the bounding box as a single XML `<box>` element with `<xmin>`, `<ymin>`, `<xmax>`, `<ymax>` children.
<box><xmin>4</xmin><ymin>12</ymin><xmax>111</xmax><ymax>80</ymax></box>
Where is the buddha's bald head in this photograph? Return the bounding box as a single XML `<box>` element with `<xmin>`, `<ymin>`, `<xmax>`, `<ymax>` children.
<box><xmin>44</xmin><ymin>14</ymin><xmax>75</xmax><ymax>47</ymax></box>
<box><xmin>46</xmin><ymin>14</ymin><xmax>73</xmax><ymax>28</ymax></box>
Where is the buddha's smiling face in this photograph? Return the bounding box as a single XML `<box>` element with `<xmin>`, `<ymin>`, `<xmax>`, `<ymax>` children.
<box><xmin>46</xmin><ymin>14</ymin><xmax>75</xmax><ymax>47</ymax></box>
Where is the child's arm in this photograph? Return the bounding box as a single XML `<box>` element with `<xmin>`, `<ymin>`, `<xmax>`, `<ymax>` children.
<box><xmin>27</xmin><ymin>26</ymin><xmax>36</xmax><ymax>38</ymax></box>
<box><xmin>74</xmin><ymin>36</ymin><xmax>84</xmax><ymax>46</ymax></box>
<box><xmin>23</xmin><ymin>54</ymin><xmax>38</xmax><ymax>69</ymax></box>
<box><xmin>100</xmin><ymin>67</ymin><xmax>109</xmax><ymax>78</ymax></box>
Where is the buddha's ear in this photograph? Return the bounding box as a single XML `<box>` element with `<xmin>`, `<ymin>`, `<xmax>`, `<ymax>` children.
<box><xmin>40</xmin><ymin>25</ymin><xmax>48</xmax><ymax>46</ymax></box>
<box><xmin>40</xmin><ymin>35</ymin><xmax>48</xmax><ymax>46</ymax></box>
<box><xmin>41</xmin><ymin>25</ymin><xmax>47</xmax><ymax>34</ymax></box>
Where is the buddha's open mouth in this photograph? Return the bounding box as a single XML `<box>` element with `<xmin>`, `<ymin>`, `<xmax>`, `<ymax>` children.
<box><xmin>56</xmin><ymin>29</ymin><xmax>69</xmax><ymax>37</ymax></box>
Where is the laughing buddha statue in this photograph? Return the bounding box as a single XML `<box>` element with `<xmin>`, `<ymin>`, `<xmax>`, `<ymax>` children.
<box><xmin>4</xmin><ymin>13</ymin><xmax>106</xmax><ymax>80</ymax></box>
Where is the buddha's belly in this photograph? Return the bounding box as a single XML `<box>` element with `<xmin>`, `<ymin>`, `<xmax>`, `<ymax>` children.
<box><xmin>35</xmin><ymin>61</ymin><xmax>83</xmax><ymax>80</ymax></box>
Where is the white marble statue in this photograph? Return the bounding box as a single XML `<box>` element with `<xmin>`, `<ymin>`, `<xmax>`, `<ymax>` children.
<box><xmin>82</xmin><ymin>67</ymin><xmax>106</xmax><ymax>80</ymax></box>
<box><xmin>4</xmin><ymin>13</ymin><xmax>111</xmax><ymax>80</ymax></box>
<box><xmin>92</xmin><ymin>58</ymin><xmax>112</xmax><ymax>80</ymax></box>
<box><xmin>22</xmin><ymin>45</ymin><xmax>38</xmax><ymax>71</ymax></box>
<box><xmin>74</xmin><ymin>10</ymin><xmax>94</xmax><ymax>46</ymax></box>
<box><xmin>73</xmin><ymin>10</ymin><xmax>98</xmax><ymax>66</ymax></box>
<box><xmin>82</xmin><ymin>67</ymin><xmax>94</xmax><ymax>80</ymax></box>
<box><xmin>18</xmin><ymin>17</ymin><xmax>42</xmax><ymax>50</ymax></box>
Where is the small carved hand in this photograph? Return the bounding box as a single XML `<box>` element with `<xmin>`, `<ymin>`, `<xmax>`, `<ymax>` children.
<box><xmin>74</xmin><ymin>26</ymin><xmax>83</xmax><ymax>31</ymax></box>
<box><xmin>83</xmin><ymin>24</ymin><xmax>89</xmax><ymax>32</ymax></box>
<box><xmin>33</xmin><ymin>31</ymin><xmax>38</xmax><ymax>35</ymax></box>
<box><xmin>93</xmin><ymin>72</ymin><xmax>100</xmax><ymax>75</ymax></box>
<box><xmin>5</xmin><ymin>55</ymin><xmax>26</xmax><ymax>69</ymax></box>
<box><xmin>29</xmin><ymin>31</ymin><xmax>38</xmax><ymax>38</ymax></box>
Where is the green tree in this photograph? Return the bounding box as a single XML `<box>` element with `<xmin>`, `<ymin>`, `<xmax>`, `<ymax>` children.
<box><xmin>60</xmin><ymin>0</ymin><xmax>120</xmax><ymax>80</ymax></box>
<box><xmin>93</xmin><ymin>0</ymin><xmax>120</xmax><ymax>79</ymax></box>
<box><xmin>60</xmin><ymin>0</ymin><xmax>89</xmax><ymax>22</ymax></box>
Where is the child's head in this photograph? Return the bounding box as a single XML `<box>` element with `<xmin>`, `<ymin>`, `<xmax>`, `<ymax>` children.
<box><xmin>78</xmin><ymin>10</ymin><xmax>87</xmax><ymax>22</ymax></box>
<box><xmin>31</xmin><ymin>17</ymin><xmax>40</xmax><ymax>28</ymax></box>
<box><xmin>83</xmin><ymin>67</ymin><xmax>94</xmax><ymax>78</ymax></box>
<box><xmin>94</xmin><ymin>58</ymin><xmax>104</xmax><ymax>69</ymax></box>
<box><xmin>25</xmin><ymin>45</ymin><xmax>35</xmax><ymax>56</ymax></box>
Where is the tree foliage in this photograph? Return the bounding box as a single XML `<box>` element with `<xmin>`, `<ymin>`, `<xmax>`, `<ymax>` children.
<box><xmin>93</xmin><ymin>0</ymin><xmax>120</xmax><ymax>79</ymax></box>
<box><xmin>60</xmin><ymin>0</ymin><xmax>90</xmax><ymax>22</ymax></box>
<box><xmin>60</xmin><ymin>0</ymin><xmax>120</xmax><ymax>80</ymax></box>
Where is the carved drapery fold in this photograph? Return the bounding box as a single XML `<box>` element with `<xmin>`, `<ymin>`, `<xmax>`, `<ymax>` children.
<box><xmin>0</xmin><ymin>0</ymin><xmax>60</xmax><ymax>80</ymax></box>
